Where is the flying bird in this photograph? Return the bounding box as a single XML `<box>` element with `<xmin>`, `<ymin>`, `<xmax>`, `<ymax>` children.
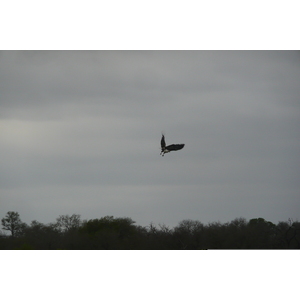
<box><xmin>160</xmin><ymin>134</ymin><xmax>185</xmax><ymax>156</ymax></box>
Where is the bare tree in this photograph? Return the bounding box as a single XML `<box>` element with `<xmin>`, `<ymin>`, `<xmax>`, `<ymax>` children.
<box><xmin>55</xmin><ymin>214</ymin><xmax>82</xmax><ymax>232</ymax></box>
<box><xmin>1</xmin><ymin>211</ymin><xmax>27</xmax><ymax>237</ymax></box>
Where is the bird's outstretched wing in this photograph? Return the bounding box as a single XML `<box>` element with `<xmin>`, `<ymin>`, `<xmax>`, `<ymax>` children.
<box><xmin>161</xmin><ymin>134</ymin><xmax>166</xmax><ymax>149</ymax></box>
<box><xmin>166</xmin><ymin>144</ymin><xmax>185</xmax><ymax>151</ymax></box>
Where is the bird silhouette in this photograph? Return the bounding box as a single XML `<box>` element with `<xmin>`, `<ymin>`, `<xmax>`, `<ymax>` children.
<box><xmin>160</xmin><ymin>134</ymin><xmax>185</xmax><ymax>156</ymax></box>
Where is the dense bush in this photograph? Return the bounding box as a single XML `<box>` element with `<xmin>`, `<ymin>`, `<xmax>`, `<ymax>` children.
<box><xmin>1</xmin><ymin>212</ymin><xmax>299</xmax><ymax>249</ymax></box>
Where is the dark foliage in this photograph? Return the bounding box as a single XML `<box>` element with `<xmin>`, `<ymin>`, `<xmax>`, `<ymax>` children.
<box><xmin>1</xmin><ymin>212</ymin><xmax>299</xmax><ymax>250</ymax></box>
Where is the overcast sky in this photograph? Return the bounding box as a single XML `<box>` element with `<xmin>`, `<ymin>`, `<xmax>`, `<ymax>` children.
<box><xmin>1</xmin><ymin>50</ymin><xmax>299</xmax><ymax>228</ymax></box>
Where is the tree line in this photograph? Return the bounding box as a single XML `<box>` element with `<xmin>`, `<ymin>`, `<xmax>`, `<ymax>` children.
<box><xmin>1</xmin><ymin>211</ymin><xmax>299</xmax><ymax>249</ymax></box>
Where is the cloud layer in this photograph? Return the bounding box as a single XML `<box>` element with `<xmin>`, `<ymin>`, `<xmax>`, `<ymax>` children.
<box><xmin>1</xmin><ymin>51</ymin><xmax>299</xmax><ymax>227</ymax></box>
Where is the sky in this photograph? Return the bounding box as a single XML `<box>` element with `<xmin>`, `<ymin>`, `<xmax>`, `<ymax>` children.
<box><xmin>1</xmin><ymin>50</ymin><xmax>300</xmax><ymax>229</ymax></box>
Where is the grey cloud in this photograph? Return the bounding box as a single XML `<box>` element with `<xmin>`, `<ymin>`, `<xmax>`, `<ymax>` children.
<box><xmin>1</xmin><ymin>51</ymin><xmax>299</xmax><ymax>227</ymax></box>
